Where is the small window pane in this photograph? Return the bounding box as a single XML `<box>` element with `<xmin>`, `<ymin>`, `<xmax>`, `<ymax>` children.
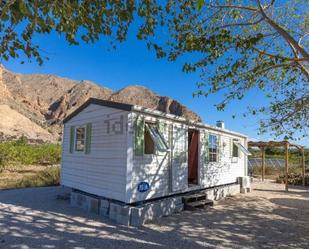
<box><xmin>209</xmin><ymin>134</ymin><xmax>218</xmax><ymax>162</ymax></box>
<box><xmin>146</xmin><ymin>124</ymin><xmax>169</xmax><ymax>153</ymax></box>
<box><xmin>232</xmin><ymin>141</ymin><xmax>239</xmax><ymax>157</ymax></box>
<box><xmin>144</xmin><ymin>127</ymin><xmax>155</xmax><ymax>154</ymax></box>
<box><xmin>75</xmin><ymin>127</ymin><xmax>86</xmax><ymax>151</ymax></box>
<box><xmin>235</xmin><ymin>142</ymin><xmax>252</xmax><ymax>155</ymax></box>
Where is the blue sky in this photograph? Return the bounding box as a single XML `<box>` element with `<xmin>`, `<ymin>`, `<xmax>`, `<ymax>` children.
<box><xmin>2</xmin><ymin>30</ymin><xmax>308</xmax><ymax>147</ymax></box>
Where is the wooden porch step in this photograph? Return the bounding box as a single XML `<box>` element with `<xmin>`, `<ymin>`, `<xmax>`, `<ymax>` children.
<box><xmin>182</xmin><ymin>191</ymin><xmax>214</xmax><ymax>210</ymax></box>
<box><xmin>182</xmin><ymin>193</ymin><xmax>206</xmax><ymax>204</ymax></box>
<box><xmin>184</xmin><ymin>199</ymin><xmax>214</xmax><ymax>210</ymax></box>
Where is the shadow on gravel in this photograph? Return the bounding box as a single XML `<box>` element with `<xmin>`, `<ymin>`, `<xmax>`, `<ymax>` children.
<box><xmin>0</xmin><ymin>185</ymin><xmax>308</xmax><ymax>248</ymax></box>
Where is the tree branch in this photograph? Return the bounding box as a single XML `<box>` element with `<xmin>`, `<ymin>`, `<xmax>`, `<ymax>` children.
<box><xmin>271</xmin><ymin>95</ymin><xmax>309</xmax><ymax>125</ymax></box>
<box><xmin>254</xmin><ymin>63</ymin><xmax>296</xmax><ymax>75</ymax></box>
<box><xmin>209</xmin><ymin>4</ymin><xmax>258</xmax><ymax>12</ymax></box>
<box><xmin>285</xmin><ymin>36</ymin><xmax>309</xmax><ymax>79</ymax></box>
<box><xmin>256</xmin><ymin>0</ymin><xmax>309</xmax><ymax>61</ymax></box>
<box><xmin>298</xmin><ymin>32</ymin><xmax>309</xmax><ymax>47</ymax></box>
<box><xmin>252</xmin><ymin>47</ymin><xmax>308</xmax><ymax>62</ymax></box>
<box><xmin>217</xmin><ymin>17</ymin><xmax>264</xmax><ymax>29</ymax></box>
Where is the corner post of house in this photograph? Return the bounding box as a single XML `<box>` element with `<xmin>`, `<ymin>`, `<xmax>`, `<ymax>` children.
<box><xmin>301</xmin><ymin>147</ymin><xmax>305</xmax><ymax>186</ymax></box>
<box><xmin>285</xmin><ymin>142</ymin><xmax>289</xmax><ymax>191</ymax></box>
<box><xmin>261</xmin><ymin>146</ymin><xmax>265</xmax><ymax>182</ymax></box>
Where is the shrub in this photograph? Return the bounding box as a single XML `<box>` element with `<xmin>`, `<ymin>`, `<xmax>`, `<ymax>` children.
<box><xmin>0</xmin><ymin>149</ymin><xmax>10</xmax><ymax>172</ymax></box>
<box><xmin>276</xmin><ymin>173</ymin><xmax>309</xmax><ymax>186</ymax></box>
<box><xmin>0</xmin><ymin>139</ymin><xmax>61</xmax><ymax>168</ymax></box>
<box><xmin>15</xmin><ymin>166</ymin><xmax>60</xmax><ymax>189</ymax></box>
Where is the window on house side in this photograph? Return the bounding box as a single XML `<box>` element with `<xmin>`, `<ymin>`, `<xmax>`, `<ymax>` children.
<box><xmin>235</xmin><ymin>142</ymin><xmax>251</xmax><ymax>156</ymax></box>
<box><xmin>209</xmin><ymin>134</ymin><xmax>218</xmax><ymax>162</ymax></box>
<box><xmin>232</xmin><ymin>140</ymin><xmax>239</xmax><ymax>158</ymax></box>
<box><xmin>144</xmin><ymin>123</ymin><xmax>169</xmax><ymax>154</ymax></box>
<box><xmin>75</xmin><ymin>127</ymin><xmax>86</xmax><ymax>151</ymax></box>
<box><xmin>144</xmin><ymin>125</ymin><xmax>155</xmax><ymax>154</ymax></box>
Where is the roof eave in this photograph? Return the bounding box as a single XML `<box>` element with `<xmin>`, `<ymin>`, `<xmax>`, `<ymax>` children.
<box><xmin>132</xmin><ymin>105</ymin><xmax>248</xmax><ymax>138</ymax></box>
<box><xmin>62</xmin><ymin>98</ymin><xmax>133</xmax><ymax>124</ymax></box>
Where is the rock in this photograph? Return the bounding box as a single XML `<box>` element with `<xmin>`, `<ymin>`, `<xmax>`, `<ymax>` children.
<box><xmin>0</xmin><ymin>66</ymin><xmax>202</xmax><ymax>142</ymax></box>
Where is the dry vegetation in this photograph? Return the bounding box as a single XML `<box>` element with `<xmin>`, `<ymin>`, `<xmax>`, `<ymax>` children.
<box><xmin>249</xmin><ymin>147</ymin><xmax>309</xmax><ymax>185</ymax></box>
<box><xmin>0</xmin><ymin>165</ymin><xmax>60</xmax><ymax>190</ymax></box>
<box><xmin>0</xmin><ymin>138</ymin><xmax>61</xmax><ymax>190</ymax></box>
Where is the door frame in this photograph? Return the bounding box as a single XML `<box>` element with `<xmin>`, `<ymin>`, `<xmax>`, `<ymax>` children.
<box><xmin>188</xmin><ymin>128</ymin><xmax>200</xmax><ymax>186</ymax></box>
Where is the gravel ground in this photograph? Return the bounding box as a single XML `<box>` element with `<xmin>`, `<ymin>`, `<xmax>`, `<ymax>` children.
<box><xmin>0</xmin><ymin>181</ymin><xmax>309</xmax><ymax>249</ymax></box>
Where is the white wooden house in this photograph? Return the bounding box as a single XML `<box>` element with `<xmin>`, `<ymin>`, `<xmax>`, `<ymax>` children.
<box><xmin>61</xmin><ymin>98</ymin><xmax>250</xmax><ymax>206</ymax></box>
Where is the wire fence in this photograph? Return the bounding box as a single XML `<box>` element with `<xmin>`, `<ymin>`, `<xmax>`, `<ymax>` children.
<box><xmin>248</xmin><ymin>157</ymin><xmax>307</xmax><ymax>177</ymax></box>
<box><xmin>248</xmin><ymin>158</ymin><xmax>286</xmax><ymax>169</ymax></box>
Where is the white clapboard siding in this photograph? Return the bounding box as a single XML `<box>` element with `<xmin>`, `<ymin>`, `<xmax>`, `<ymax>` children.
<box><xmin>61</xmin><ymin>103</ymin><xmax>129</xmax><ymax>202</ymax></box>
<box><xmin>171</xmin><ymin>123</ymin><xmax>188</xmax><ymax>192</ymax></box>
<box><xmin>62</xmin><ymin>102</ymin><xmax>248</xmax><ymax>204</ymax></box>
<box><xmin>128</xmin><ymin>115</ymin><xmax>173</xmax><ymax>203</ymax></box>
<box><xmin>199</xmin><ymin>132</ymin><xmax>246</xmax><ymax>187</ymax></box>
<box><xmin>127</xmin><ymin>113</ymin><xmax>247</xmax><ymax>203</ymax></box>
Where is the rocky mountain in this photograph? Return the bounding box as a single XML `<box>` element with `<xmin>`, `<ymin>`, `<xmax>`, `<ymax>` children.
<box><xmin>110</xmin><ymin>86</ymin><xmax>201</xmax><ymax>122</ymax></box>
<box><xmin>0</xmin><ymin>65</ymin><xmax>201</xmax><ymax>142</ymax></box>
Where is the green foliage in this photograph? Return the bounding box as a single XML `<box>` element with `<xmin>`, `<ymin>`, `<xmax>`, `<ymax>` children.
<box><xmin>0</xmin><ymin>139</ymin><xmax>61</xmax><ymax>172</ymax></box>
<box><xmin>1</xmin><ymin>0</ymin><xmax>308</xmax><ymax>139</ymax></box>
<box><xmin>251</xmin><ymin>165</ymin><xmax>280</xmax><ymax>176</ymax></box>
<box><xmin>5</xmin><ymin>166</ymin><xmax>60</xmax><ymax>189</ymax></box>
<box><xmin>196</xmin><ymin>0</ymin><xmax>205</xmax><ymax>10</ymax></box>
<box><xmin>249</xmin><ymin>147</ymin><xmax>308</xmax><ymax>180</ymax></box>
<box><xmin>0</xmin><ymin>0</ymin><xmax>163</xmax><ymax>65</ymax></box>
<box><xmin>153</xmin><ymin>0</ymin><xmax>309</xmax><ymax>140</ymax></box>
<box><xmin>276</xmin><ymin>173</ymin><xmax>309</xmax><ymax>186</ymax></box>
<box><xmin>250</xmin><ymin>147</ymin><xmax>309</xmax><ymax>163</ymax></box>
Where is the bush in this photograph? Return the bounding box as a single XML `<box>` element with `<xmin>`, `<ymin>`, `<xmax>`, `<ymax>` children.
<box><xmin>0</xmin><ymin>149</ymin><xmax>11</xmax><ymax>172</ymax></box>
<box><xmin>251</xmin><ymin>165</ymin><xmax>282</xmax><ymax>176</ymax></box>
<box><xmin>14</xmin><ymin>166</ymin><xmax>60</xmax><ymax>189</ymax></box>
<box><xmin>276</xmin><ymin>173</ymin><xmax>309</xmax><ymax>186</ymax></box>
<box><xmin>0</xmin><ymin>138</ymin><xmax>61</xmax><ymax>171</ymax></box>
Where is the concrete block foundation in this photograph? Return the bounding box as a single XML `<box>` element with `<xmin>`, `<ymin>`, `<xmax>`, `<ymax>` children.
<box><xmin>99</xmin><ymin>199</ymin><xmax>110</xmax><ymax>218</ymax></box>
<box><xmin>204</xmin><ymin>184</ymin><xmax>240</xmax><ymax>201</ymax></box>
<box><xmin>130</xmin><ymin>197</ymin><xmax>183</xmax><ymax>226</ymax></box>
<box><xmin>70</xmin><ymin>183</ymin><xmax>241</xmax><ymax>226</ymax></box>
<box><xmin>71</xmin><ymin>191</ymin><xmax>100</xmax><ymax>214</ymax></box>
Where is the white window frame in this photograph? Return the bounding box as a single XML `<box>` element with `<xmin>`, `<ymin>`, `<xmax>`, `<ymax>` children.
<box><xmin>145</xmin><ymin>123</ymin><xmax>169</xmax><ymax>153</ymax></box>
<box><xmin>232</xmin><ymin>139</ymin><xmax>239</xmax><ymax>158</ymax></box>
<box><xmin>209</xmin><ymin>134</ymin><xmax>218</xmax><ymax>162</ymax></box>
<box><xmin>231</xmin><ymin>139</ymin><xmax>239</xmax><ymax>163</ymax></box>
<box><xmin>74</xmin><ymin>125</ymin><xmax>87</xmax><ymax>152</ymax></box>
<box><xmin>144</xmin><ymin>122</ymin><xmax>156</xmax><ymax>155</ymax></box>
<box><xmin>234</xmin><ymin>141</ymin><xmax>251</xmax><ymax>156</ymax></box>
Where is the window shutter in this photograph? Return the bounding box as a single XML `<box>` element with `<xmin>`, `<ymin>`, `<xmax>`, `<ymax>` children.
<box><xmin>217</xmin><ymin>135</ymin><xmax>221</xmax><ymax>162</ymax></box>
<box><xmin>203</xmin><ymin>131</ymin><xmax>209</xmax><ymax>163</ymax></box>
<box><xmin>134</xmin><ymin>116</ymin><xmax>145</xmax><ymax>156</ymax></box>
<box><xmin>230</xmin><ymin>138</ymin><xmax>233</xmax><ymax>159</ymax></box>
<box><xmin>238</xmin><ymin>141</ymin><xmax>242</xmax><ymax>159</ymax></box>
<box><xmin>157</xmin><ymin>121</ymin><xmax>168</xmax><ymax>154</ymax></box>
<box><xmin>158</xmin><ymin>121</ymin><xmax>165</xmax><ymax>135</ymax></box>
<box><xmin>69</xmin><ymin>126</ymin><xmax>75</xmax><ymax>153</ymax></box>
<box><xmin>85</xmin><ymin>123</ymin><xmax>92</xmax><ymax>154</ymax></box>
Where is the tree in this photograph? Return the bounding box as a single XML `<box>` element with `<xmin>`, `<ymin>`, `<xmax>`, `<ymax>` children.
<box><xmin>1</xmin><ymin>0</ymin><xmax>308</xmax><ymax>139</ymax></box>
<box><xmin>148</xmin><ymin>0</ymin><xmax>309</xmax><ymax>140</ymax></box>
<box><xmin>0</xmin><ymin>0</ymin><xmax>162</xmax><ymax>64</ymax></box>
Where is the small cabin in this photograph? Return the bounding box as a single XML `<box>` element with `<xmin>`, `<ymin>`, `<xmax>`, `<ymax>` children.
<box><xmin>61</xmin><ymin>98</ymin><xmax>250</xmax><ymax>206</ymax></box>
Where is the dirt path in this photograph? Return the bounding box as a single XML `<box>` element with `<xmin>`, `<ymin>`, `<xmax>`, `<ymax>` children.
<box><xmin>0</xmin><ymin>181</ymin><xmax>308</xmax><ymax>249</ymax></box>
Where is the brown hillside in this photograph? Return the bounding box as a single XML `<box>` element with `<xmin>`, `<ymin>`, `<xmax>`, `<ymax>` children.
<box><xmin>0</xmin><ymin>65</ymin><xmax>201</xmax><ymax>142</ymax></box>
<box><xmin>109</xmin><ymin>85</ymin><xmax>201</xmax><ymax>122</ymax></box>
<box><xmin>47</xmin><ymin>80</ymin><xmax>112</xmax><ymax>123</ymax></box>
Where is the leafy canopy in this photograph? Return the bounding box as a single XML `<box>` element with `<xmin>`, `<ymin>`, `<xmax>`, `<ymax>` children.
<box><xmin>1</xmin><ymin>0</ymin><xmax>308</xmax><ymax>139</ymax></box>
